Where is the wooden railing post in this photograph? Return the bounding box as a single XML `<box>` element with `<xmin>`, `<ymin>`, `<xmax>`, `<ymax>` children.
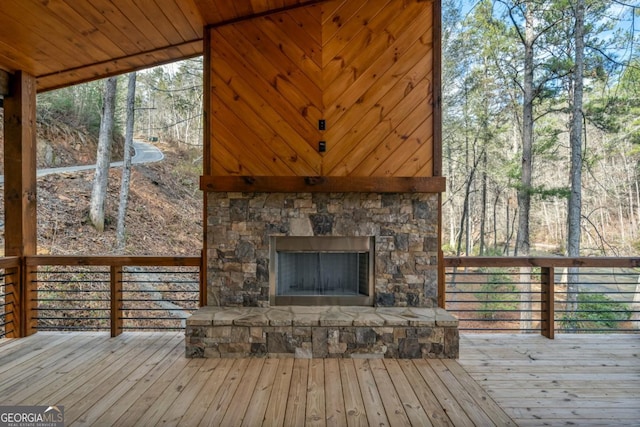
<box><xmin>4</xmin><ymin>262</ymin><xmax>21</xmax><ymax>338</ymax></box>
<box><xmin>111</xmin><ymin>265</ymin><xmax>123</xmax><ymax>337</ymax></box>
<box><xmin>23</xmin><ymin>260</ymin><xmax>38</xmax><ymax>336</ymax></box>
<box><xmin>541</xmin><ymin>266</ymin><xmax>555</xmax><ymax>339</ymax></box>
<box><xmin>199</xmin><ymin>250</ymin><xmax>207</xmax><ymax>307</ymax></box>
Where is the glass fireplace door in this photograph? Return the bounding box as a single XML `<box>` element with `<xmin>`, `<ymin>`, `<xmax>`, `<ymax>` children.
<box><xmin>270</xmin><ymin>236</ymin><xmax>374</xmax><ymax>306</ymax></box>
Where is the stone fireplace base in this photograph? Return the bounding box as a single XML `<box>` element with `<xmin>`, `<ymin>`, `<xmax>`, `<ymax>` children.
<box><xmin>185</xmin><ymin>306</ymin><xmax>458</xmax><ymax>359</ymax></box>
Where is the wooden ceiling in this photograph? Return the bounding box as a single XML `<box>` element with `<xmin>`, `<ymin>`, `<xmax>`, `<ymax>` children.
<box><xmin>0</xmin><ymin>0</ymin><xmax>323</xmax><ymax>92</ymax></box>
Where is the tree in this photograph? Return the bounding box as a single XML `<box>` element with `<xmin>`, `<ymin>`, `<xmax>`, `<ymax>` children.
<box><xmin>89</xmin><ymin>76</ymin><xmax>117</xmax><ymax>232</ymax></box>
<box><xmin>566</xmin><ymin>0</ymin><xmax>586</xmax><ymax>312</ymax></box>
<box><xmin>116</xmin><ymin>73</ymin><xmax>136</xmax><ymax>252</ymax></box>
<box><xmin>135</xmin><ymin>58</ymin><xmax>203</xmax><ymax>146</ymax></box>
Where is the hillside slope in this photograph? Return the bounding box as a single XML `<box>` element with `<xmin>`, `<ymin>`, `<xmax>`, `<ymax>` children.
<box><xmin>0</xmin><ymin>138</ymin><xmax>203</xmax><ymax>256</ymax></box>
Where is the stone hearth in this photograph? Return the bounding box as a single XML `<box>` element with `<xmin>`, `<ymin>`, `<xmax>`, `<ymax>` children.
<box><xmin>186</xmin><ymin>306</ymin><xmax>458</xmax><ymax>359</ymax></box>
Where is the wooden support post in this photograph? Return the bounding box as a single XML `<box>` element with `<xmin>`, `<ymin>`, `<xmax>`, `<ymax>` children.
<box><xmin>541</xmin><ymin>266</ymin><xmax>555</xmax><ymax>339</ymax></box>
<box><xmin>4</xmin><ymin>71</ymin><xmax>38</xmax><ymax>337</ymax></box>
<box><xmin>111</xmin><ymin>265</ymin><xmax>123</xmax><ymax>337</ymax></box>
<box><xmin>199</xmin><ymin>249</ymin><xmax>207</xmax><ymax>307</ymax></box>
<box><xmin>437</xmin><ymin>192</ymin><xmax>446</xmax><ymax>308</ymax></box>
<box><xmin>0</xmin><ymin>70</ymin><xmax>10</xmax><ymax>97</ymax></box>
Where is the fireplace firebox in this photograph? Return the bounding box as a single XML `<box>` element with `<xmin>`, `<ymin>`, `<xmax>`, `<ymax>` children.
<box><xmin>270</xmin><ymin>236</ymin><xmax>374</xmax><ymax>306</ymax></box>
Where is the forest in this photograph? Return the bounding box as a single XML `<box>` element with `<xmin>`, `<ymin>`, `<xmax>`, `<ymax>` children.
<box><xmin>10</xmin><ymin>0</ymin><xmax>640</xmax><ymax>259</ymax></box>
<box><xmin>442</xmin><ymin>0</ymin><xmax>640</xmax><ymax>257</ymax></box>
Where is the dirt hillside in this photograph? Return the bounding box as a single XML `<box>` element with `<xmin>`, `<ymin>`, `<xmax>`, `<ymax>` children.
<box><xmin>0</xmin><ymin>117</ymin><xmax>202</xmax><ymax>256</ymax></box>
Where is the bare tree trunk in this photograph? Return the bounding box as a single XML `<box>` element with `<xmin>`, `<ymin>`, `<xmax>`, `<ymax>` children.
<box><xmin>90</xmin><ymin>76</ymin><xmax>118</xmax><ymax>232</ymax></box>
<box><xmin>493</xmin><ymin>191</ymin><xmax>500</xmax><ymax>252</ymax></box>
<box><xmin>480</xmin><ymin>138</ymin><xmax>488</xmax><ymax>255</ymax></box>
<box><xmin>567</xmin><ymin>0</ymin><xmax>586</xmax><ymax>315</ymax></box>
<box><xmin>116</xmin><ymin>73</ymin><xmax>136</xmax><ymax>252</ymax></box>
<box><xmin>517</xmin><ymin>4</ymin><xmax>534</xmax><ymax>259</ymax></box>
<box><xmin>517</xmin><ymin>3</ymin><xmax>536</xmax><ymax>331</ymax></box>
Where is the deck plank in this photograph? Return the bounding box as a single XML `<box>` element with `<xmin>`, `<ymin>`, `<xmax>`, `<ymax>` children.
<box><xmin>71</xmin><ymin>336</ymin><xmax>184</xmax><ymax>425</ymax></box>
<box><xmin>306</xmin><ymin>358</ymin><xmax>326</xmax><ymax>426</ymax></box>
<box><xmin>124</xmin><ymin>357</ymin><xmax>206</xmax><ymax>426</ymax></box>
<box><xmin>0</xmin><ymin>333</ymin><xmax>76</xmax><ymax>374</ymax></box>
<box><xmin>179</xmin><ymin>358</ymin><xmax>235</xmax><ymax>426</ymax></box>
<box><xmin>159</xmin><ymin>358</ymin><xmax>221</xmax><ymax>425</ymax></box>
<box><xmin>0</xmin><ymin>333</ymin><xmax>105</xmax><ymax>398</ymax></box>
<box><xmin>221</xmin><ymin>359</ymin><xmax>265</xmax><ymax>426</ymax></box>
<box><xmin>324</xmin><ymin>358</ymin><xmax>347</xmax><ymax>427</ymax></box>
<box><xmin>353</xmin><ymin>359</ymin><xmax>389</xmax><ymax>427</ymax></box>
<box><xmin>113</xmin><ymin>339</ymin><xmax>195</xmax><ymax>427</ymax></box>
<box><xmin>368</xmin><ymin>359</ymin><xmax>412</xmax><ymax>427</ymax></box>
<box><xmin>459</xmin><ymin>333</ymin><xmax>640</xmax><ymax>427</ymax></box>
<box><xmin>382</xmin><ymin>359</ymin><xmax>433</xmax><ymax>427</ymax></box>
<box><xmin>338</xmin><ymin>359</ymin><xmax>368</xmax><ymax>427</ymax></box>
<box><xmin>284</xmin><ymin>358</ymin><xmax>310</xmax><ymax>427</ymax></box>
<box><xmin>66</xmin><ymin>333</ymin><xmax>182</xmax><ymax>425</ymax></box>
<box><xmin>83</xmin><ymin>338</ymin><xmax>186</xmax><ymax>426</ymax></box>
<box><xmin>0</xmin><ymin>332</ymin><xmax>637</xmax><ymax>427</ymax></box>
<box><xmin>241</xmin><ymin>358</ymin><xmax>280</xmax><ymax>427</ymax></box>
<box><xmin>199</xmin><ymin>358</ymin><xmax>251</xmax><ymax>426</ymax></box>
<box><xmin>262</xmin><ymin>358</ymin><xmax>294</xmax><ymax>427</ymax></box>
<box><xmin>439</xmin><ymin>359</ymin><xmax>516</xmax><ymax>427</ymax></box>
<box><xmin>396</xmin><ymin>359</ymin><xmax>454</xmax><ymax>427</ymax></box>
<box><xmin>412</xmin><ymin>359</ymin><xmax>475</xmax><ymax>427</ymax></box>
<box><xmin>17</xmin><ymin>333</ymin><xmax>147</xmax><ymax>405</ymax></box>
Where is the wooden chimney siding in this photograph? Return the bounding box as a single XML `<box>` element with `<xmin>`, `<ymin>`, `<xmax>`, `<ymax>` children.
<box><xmin>206</xmin><ymin>0</ymin><xmax>437</xmax><ymax>181</ymax></box>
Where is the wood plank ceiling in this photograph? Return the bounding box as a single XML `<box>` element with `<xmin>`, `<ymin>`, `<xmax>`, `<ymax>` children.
<box><xmin>0</xmin><ymin>0</ymin><xmax>322</xmax><ymax>92</ymax></box>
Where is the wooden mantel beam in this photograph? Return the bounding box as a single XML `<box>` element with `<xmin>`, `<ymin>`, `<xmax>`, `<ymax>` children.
<box><xmin>200</xmin><ymin>176</ymin><xmax>446</xmax><ymax>193</ymax></box>
<box><xmin>3</xmin><ymin>70</ymin><xmax>38</xmax><ymax>337</ymax></box>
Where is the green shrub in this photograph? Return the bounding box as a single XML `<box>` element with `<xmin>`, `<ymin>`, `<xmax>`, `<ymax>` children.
<box><xmin>560</xmin><ymin>293</ymin><xmax>631</xmax><ymax>331</ymax></box>
<box><xmin>477</xmin><ymin>269</ymin><xmax>518</xmax><ymax>319</ymax></box>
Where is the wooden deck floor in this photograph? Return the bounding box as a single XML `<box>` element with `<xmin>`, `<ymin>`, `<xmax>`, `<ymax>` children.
<box><xmin>0</xmin><ymin>333</ymin><xmax>637</xmax><ymax>426</ymax></box>
<box><xmin>459</xmin><ymin>333</ymin><xmax>640</xmax><ymax>427</ymax></box>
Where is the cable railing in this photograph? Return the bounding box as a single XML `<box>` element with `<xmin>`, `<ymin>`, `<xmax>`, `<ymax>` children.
<box><xmin>35</xmin><ymin>265</ymin><xmax>111</xmax><ymax>332</ymax></box>
<box><xmin>0</xmin><ymin>257</ymin><xmax>20</xmax><ymax>338</ymax></box>
<box><xmin>4</xmin><ymin>254</ymin><xmax>639</xmax><ymax>338</ymax></box>
<box><xmin>25</xmin><ymin>255</ymin><xmax>202</xmax><ymax>336</ymax></box>
<box><xmin>444</xmin><ymin>257</ymin><xmax>640</xmax><ymax>336</ymax></box>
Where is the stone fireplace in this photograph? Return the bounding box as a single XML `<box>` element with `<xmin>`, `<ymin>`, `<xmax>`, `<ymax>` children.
<box><xmin>206</xmin><ymin>192</ymin><xmax>440</xmax><ymax>309</ymax></box>
<box><xmin>185</xmin><ymin>191</ymin><xmax>459</xmax><ymax>359</ymax></box>
<box><xmin>186</xmin><ymin>0</ymin><xmax>458</xmax><ymax>358</ymax></box>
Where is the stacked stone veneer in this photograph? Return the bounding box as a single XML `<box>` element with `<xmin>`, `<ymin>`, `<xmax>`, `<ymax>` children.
<box><xmin>186</xmin><ymin>306</ymin><xmax>459</xmax><ymax>359</ymax></box>
<box><xmin>206</xmin><ymin>192</ymin><xmax>440</xmax><ymax>308</ymax></box>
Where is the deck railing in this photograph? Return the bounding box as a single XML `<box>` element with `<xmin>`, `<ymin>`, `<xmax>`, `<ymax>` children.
<box><xmin>4</xmin><ymin>254</ymin><xmax>639</xmax><ymax>338</ymax></box>
<box><xmin>444</xmin><ymin>257</ymin><xmax>640</xmax><ymax>337</ymax></box>
<box><xmin>4</xmin><ymin>255</ymin><xmax>204</xmax><ymax>337</ymax></box>
<box><xmin>0</xmin><ymin>257</ymin><xmax>21</xmax><ymax>338</ymax></box>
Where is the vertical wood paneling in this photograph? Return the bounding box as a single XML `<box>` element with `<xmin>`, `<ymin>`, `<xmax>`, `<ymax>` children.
<box><xmin>208</xmin><ymin>0</ymin><xmax>436</xmax><ymax>177</ymax></box>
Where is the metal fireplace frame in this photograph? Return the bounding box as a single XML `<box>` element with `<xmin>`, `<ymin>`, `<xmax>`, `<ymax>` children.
<box><xmin>269</xmin><ymin>236</ymin><xmax>375</xmax><ymax>306</ymax></box>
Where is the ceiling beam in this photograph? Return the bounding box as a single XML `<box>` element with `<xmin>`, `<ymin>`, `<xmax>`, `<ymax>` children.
<box><xmin>205</xmin><ymin>0</ymin><xmax>330</xmax><ymax>29</ymax></box>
